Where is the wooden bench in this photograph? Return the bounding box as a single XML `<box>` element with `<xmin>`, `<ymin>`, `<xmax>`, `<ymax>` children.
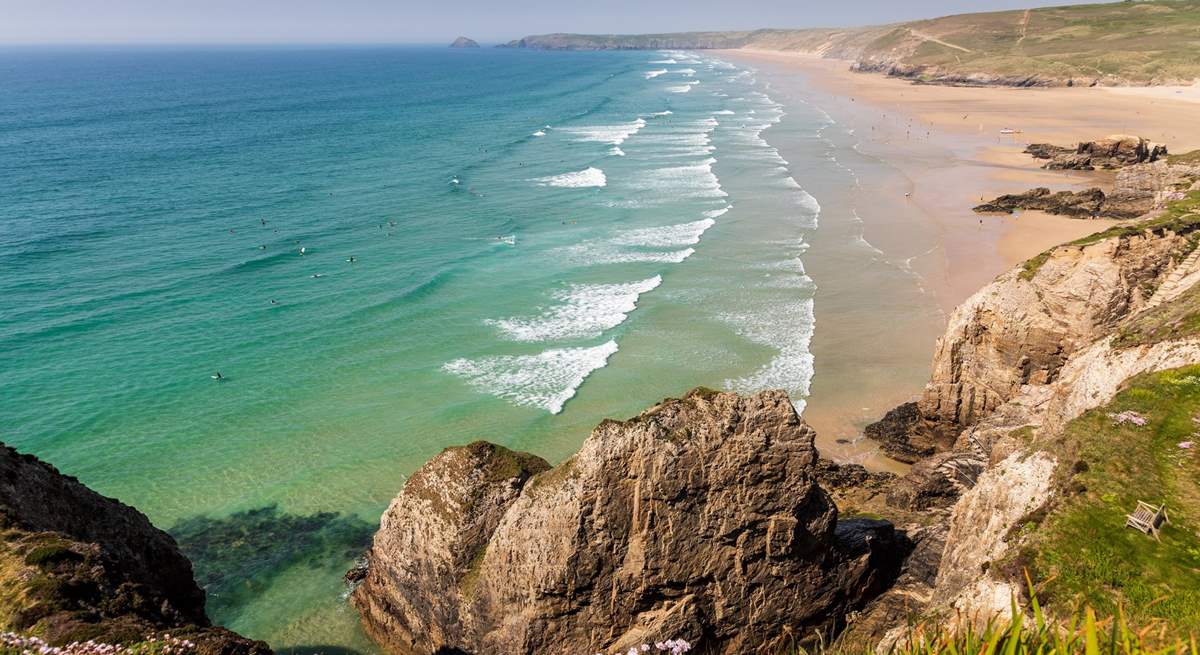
<box><xmin>1126</xmin><ymin>501</ymin><xmax>1169</xmax><ymax>540</ymax></box>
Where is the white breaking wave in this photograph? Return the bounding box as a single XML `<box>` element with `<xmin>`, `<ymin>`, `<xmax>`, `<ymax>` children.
<box><xmin>559</xmin><ymin>244</ymin><xmax>697</xmax><ymax>265</ymax></box>
<box><xmin>649</xmin><ymin>110</ymin><xmax>673</xmax><ymax>117</ymax></box>
<box><xmin>796</xmin><ymin>190</ymin><xmax>821</xmax><ymax>217</ymax></box>
<box><xmin>534</xmin><ymin>167</ymin><xmax>607</xmax><ymax>188</ymax></box>
<box><xmin>650</xmin><ymin>58</ymin><xmax>677</xmax><ymax>64</ymax></box>
<box><xmin>644</xmin><ymin>69</ymin><xmax>668</xmax><ymax>79</ymax></box>
<box><xmin>714</xmin><ymin>109</ymin><xmax>735</xmax><ymax>115</ymax></box>
<box><xmin>444</xmin><ymin>341</ymin><xmax>618</xmax><ymax>414</ymax></box>
<box><xmin>665</xmin><ymin>85</ymin><xmax>692</xmax><ymax>94</ymax></box>
<box><xmin>486</xmin><ymin>276</ymin><xmax>662</xmax><ymax>342</ymax></box>
<box><xmin>674</xmin><ymin>68</ymin><xmax>697</xmax><ymax>76</ymax></box>
<box><xmin>532</xmin><ymin>130</ymin><xmax>546</xmax><ymax>137</ymax></box>
<box><xmin>633</xmin><ymin>158</ymin><xmax>726</xmax><ymax>199</ymax></box>
<box><xmin>704</xmin><ymin>206</ymin><xmax>731</xmax><ymax>219</ymax></box>
<box><xmin>609</xmin><ymin>146</ymin><xmax>626</xmax><ymax>157</ymax></box>
<box><xmin>611</xmin><ymin>219</ymin><xmax>715</xmax><ymax>248</ymax></box>
<box><xmin>559</xmin><ymin>118</ymin><xmax>646</xmax><ymax>146</ymax></box>
<box><xmin>723</xmin><ymin>296</ymin><xmax>816</xmax><ymax>405</ymax></box>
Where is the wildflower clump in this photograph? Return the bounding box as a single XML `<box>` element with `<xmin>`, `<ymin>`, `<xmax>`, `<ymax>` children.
<box><xmin>1111</xmin><ymin>410</ymin><xmax>1148</xmax><ymax>426</ymax></box>
<box><xmin>597</xmin><ymin>638</ymin><xmax>692</xmax><ymax>655</ymax></box>
<box><xmin>0</xmin><ymin>632</ymin><xmax>197</xmax><ymax>655</ymax></box>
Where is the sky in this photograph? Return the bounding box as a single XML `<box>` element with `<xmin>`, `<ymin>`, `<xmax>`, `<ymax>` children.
<box><xmin>1</xmin><ymin>0</ymin><xmax>1114</xmax><ymax>45</ymax></box>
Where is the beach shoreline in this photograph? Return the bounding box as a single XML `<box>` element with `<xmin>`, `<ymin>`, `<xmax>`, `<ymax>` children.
<box><xmin>716</xmin><ymin>49</ymin><xmax>1200</xmax><ymax>470</ymax></box>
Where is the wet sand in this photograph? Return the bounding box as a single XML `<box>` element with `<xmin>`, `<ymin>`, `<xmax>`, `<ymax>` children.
<box><xmin>711</xmin><ymin>50</ymin><xmax>1198</xmax><ymax>470</ymax></box>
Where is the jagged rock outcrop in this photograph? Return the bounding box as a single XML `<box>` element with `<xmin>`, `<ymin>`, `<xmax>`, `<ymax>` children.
<box><xmin>973</xmin><ymin>187</ymin><xmax>1142</xmax><ymax>219</ymax></box>
<box><xmin>0</xmin><ymin>443</ymin><xmax>269</xmax><ymax>655</ymax></box>
<box><xmin>352</xmin><ymin>389</ymin><xmax>907</xmax><ymax>655</ymax></box>
<box><xmin>1024</xmin><ymin>136</ymin><xmax>1167</xmax><ymax>171</ymax></box>
<box><xmin>450</xmin><ymin>37</ymin><xmax>480</xmax><ymax>48</ymax></box>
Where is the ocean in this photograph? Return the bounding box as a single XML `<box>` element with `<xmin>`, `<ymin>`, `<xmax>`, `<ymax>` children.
<box><xmin>0</xmin><ymin>46</ymin><xmax>833</xmax><ymax>650</ymax></box>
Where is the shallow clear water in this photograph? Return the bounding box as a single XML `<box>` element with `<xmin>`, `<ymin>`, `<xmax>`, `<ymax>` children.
<box><xmin>0</xmin><ymin>46</ymin><xmax>826</xmax><ymax>650</ymax></box>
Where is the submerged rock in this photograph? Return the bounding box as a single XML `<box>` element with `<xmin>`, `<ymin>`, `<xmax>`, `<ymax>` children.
<box><xmin>352</xmin><ymin>389</ymin><xmax>906</xmax><ymax>655</ymax></box>
<box><xmin>0</xmin><ymin>443</ymin><xmax>269</xmax><ymax>655</ymax></box>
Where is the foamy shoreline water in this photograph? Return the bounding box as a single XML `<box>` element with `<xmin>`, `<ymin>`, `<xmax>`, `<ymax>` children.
<box><xmin>3</xmin><ymin>46</ymin><xmax>833</xmax><ymax>649</ymax></box>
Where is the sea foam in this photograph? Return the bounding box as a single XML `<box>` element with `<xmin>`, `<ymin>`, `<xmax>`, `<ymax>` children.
<box><xmin>644</xmin><ymin>69</ymin><xmax>668</xmax><ymax>79</ymax></box>
<box><xmin>534</xmin><ymin>167</ymin><xmax>607</xmax><ymax>188</ymax></box>
<box><xmin>611</xmin><ymin>219</ymin><xmax>715</xmax><ymax>248</ymax></box>
<box><xmin>443</xmin><ymin>341</ymin><xmax>619</xmax><ymax>414</ymax></box>
<box><xmin>560</xmin><ymin>118</ymin><xmax>646</xmax><ymax>146</ymax></box>
<box><xmin>486</xmin><ymin>276</ymin><xmax>662</xmax><ymax>342</ymax></box>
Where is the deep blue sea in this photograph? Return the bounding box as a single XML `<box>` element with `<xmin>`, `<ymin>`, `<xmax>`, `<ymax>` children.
<box><xmin>0</xmin><ymin>46</ymin><xmax>831</xmax><ymax>650</ymax></box>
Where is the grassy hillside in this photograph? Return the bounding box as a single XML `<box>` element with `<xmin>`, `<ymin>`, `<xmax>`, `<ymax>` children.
<box><xmin>862</xmin><ymin>0</ymin><xmax>1200</xmax><ymax>85</ymax></box>
<box><xmin>1012</xmin><ymin>365</ymin><xmax>1200</xmax><ymax>634</ymax></box>
<box><xmin>506</xmin><ymin>0</ymin><xmax>1200</xmax><ymax>85</ymax></box>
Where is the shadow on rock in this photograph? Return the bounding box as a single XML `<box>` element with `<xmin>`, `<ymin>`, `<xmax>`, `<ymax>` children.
<box><xmin>170</xmin><ymin>505</ymin><xmax>374</xmax><ymax>621</ymax></box>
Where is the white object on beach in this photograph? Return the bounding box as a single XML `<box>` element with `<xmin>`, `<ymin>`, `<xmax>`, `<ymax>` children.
<box><xmin>999</xmin><ymin>128</ymin><xmax>1022</xmax><ymax>135</ymax></box>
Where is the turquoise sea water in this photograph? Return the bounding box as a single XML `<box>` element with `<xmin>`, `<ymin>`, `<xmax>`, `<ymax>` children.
<box><xmin>0</xmin><ymin>46</ymin><xmax>831</xmax><ymax>650</ymax></box>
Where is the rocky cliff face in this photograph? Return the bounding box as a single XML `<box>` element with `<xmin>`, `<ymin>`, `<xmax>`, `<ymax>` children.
<box><xmin>352</xmin><ymin>389</ymin><xmax>906</xmax><ymax>655</ymax></box>
<box><xmin>917</xmin><ymin>226</ymin><xmax>1187</xmax><ymax>435</ymax></box>
<box><xmin>861</xmin><ymin>185</ymin><xmax>1200</xmax><ymax>626</ymax></box>
<box><xmin>0</xmin><ymin>444</ymin><xmax>269</xmax><ymax>654</ymax></box>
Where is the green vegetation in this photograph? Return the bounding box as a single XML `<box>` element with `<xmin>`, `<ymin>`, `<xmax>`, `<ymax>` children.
<box><xmin>1020</xmin><ymin>191</ymin><xmax>1200</xmax><ymax>280</ymax></box>
<box><xmin>1015</xmin><ymin>366</ymin><xmax>1200</xmax><ymax>634</ymax></box>
<box><xmin>512</xmin><ymin>0</ymin><xmax>1200</xmax><ymax>84</ymax></box>
<box><xmin>892</xmin><ymin>0</ymin><xmax>1200</xmax><ymax>84</ymax></box>
<box><xmin>1169</xmin><ymin>150</ymin><xmax>1200</xmax><ymax>166</ymax></box>
<box><xmin>861</xmin><ymin>600</ymin><xmax>1194</xmax><ymax>655</ymax></box>
<box><xmin>1115</xmin><ymin>282</ymin><xmax>1200</xmax><ymax>348</ymax></box>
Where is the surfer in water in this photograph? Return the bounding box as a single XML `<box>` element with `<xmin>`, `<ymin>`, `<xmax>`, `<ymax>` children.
<box><xmin>211</xmin><ymin>372</ymin><xmax>224</xmax><ymax>381</ymax></box>
<box><xmin>347</xmin><ymin>256</ymin><xmax>356</xmax><ymax>263</ymax></box>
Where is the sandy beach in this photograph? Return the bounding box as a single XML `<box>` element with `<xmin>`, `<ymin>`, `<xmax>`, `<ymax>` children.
<box><xmin>718</xmin><ymin>49</ymin><xmax>1200</xmax><ymax>470</ymax></box>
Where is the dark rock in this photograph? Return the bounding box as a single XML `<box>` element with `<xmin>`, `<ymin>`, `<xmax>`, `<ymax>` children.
<box><xmin>833</xmin><ymin>524</ymin><xmax>945</xmax><ymax>647</ymax></box>
<box><xmin>815</xmin><ymin>458</ymin><xmax>897</xmax><ymax>490</ymax></box>
<box><xmin>864</xmin><ymin>402</ymin><xmax>957</xmax><ymax>464</ymax></box>
<box><xmin>449</xmin><ymin>37</ymin><xmax>479</xmax><ymax>48</ymax></box>
<box><xmin>973</xmin><ymin>187</ymin><xmax>1127</xmax><ymax>218</ymax></box>
<box><xmin>352</xmin><ymin>389</ymin><xmax>907</xmax><ymax>655</ymax></box>
<box><xmin>0</xmin><ymin>443</ymin><xmax>269</xmax><ymax>654</ymax></box>
<box><xmin>885</xmin><ymin>455</ymin><xmax>961</xmax><ymax>511</ymax></box>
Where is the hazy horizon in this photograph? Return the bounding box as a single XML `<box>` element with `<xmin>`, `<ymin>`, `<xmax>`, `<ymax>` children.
<box><xmin>2</xmin><ymin>0</ymin><xmax>1121</xmax><ymax>45</ymax></box>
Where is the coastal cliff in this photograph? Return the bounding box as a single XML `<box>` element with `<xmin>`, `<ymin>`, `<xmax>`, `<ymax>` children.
<box><xmin>0</xmin><ymin>443</ymin><xmax>269</xmax><ymax>655</ymax></box>
<box><xmin>347</xmin><ymin>156</ymin><xmax>1200</xmax><ymax>651</ymax></box>
<box><xmin>350</xmin><ymin>389</ymin><xmax>906</xmax><ymax>655</ymax></box>
<box><xmin>861</xmin><ymin>174</ymin><xmax>1200</xmax><ymax>632</ymax></box>
<box><xmin>504</xmin><ymin>0</ymin><xmax>1200</xmax><ymax>87</ymax></box>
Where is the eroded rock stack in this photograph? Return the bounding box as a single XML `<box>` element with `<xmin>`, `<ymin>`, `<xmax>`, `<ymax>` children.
<box><xmin>351</xmin><ymin>389</ymin><xmax>905</xmax><ymax>655</ymax></box>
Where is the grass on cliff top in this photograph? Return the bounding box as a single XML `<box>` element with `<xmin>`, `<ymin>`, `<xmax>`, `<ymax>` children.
<box><xmin>872</xmin><ymin>0</ymin><xmax>1200</xmax><ymax>83</ymax></box>
<box><xmin>1015</xmin><ymin>365</ymin><xmax>1200</xmax><ymax>635</ymax></box>
<box><xmin>1020</xmin><ymin>191</ymin><xmax>1200</xmax><ymax>281</ymax></box>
